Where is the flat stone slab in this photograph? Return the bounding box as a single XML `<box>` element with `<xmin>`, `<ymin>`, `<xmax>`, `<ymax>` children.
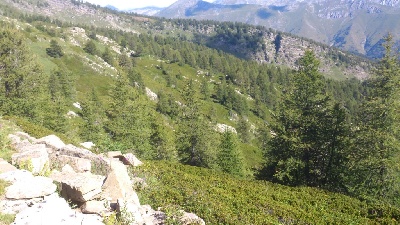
<box><xmin>6</xmin><ymin>176</ymin><xmax>56</xmax><ymax>200</ymax></box>
<box><xmin>0</xmin><ymin>158</ymin><xmax>17</xmax><ymax>173</ymax></box>
<box><xmin>11</xmin><ymin>193</ymin><xmax>103</xmax><ymax>225</ymax></box>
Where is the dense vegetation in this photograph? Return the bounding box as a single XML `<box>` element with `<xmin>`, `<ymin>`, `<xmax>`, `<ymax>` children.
<box><xmin>136</xmin><ymin>161</ymin><xmax>400</xmax><ymax>224</ymax></box>
<box><xmin>1</xmin><ymin>2</ymin><xmax>400</xmax><ymax>223</ymax></box>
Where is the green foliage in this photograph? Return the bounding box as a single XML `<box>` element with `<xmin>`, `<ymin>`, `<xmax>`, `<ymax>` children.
<box><xmin>176</xmin><ymin>79</ymin><xmax>218</xmax><ymax>168</ymax></box>
<box><xmin>46</xmin><ymin>39</ymin><xmax>63</xmax><ymax>58</ymax></box>
<box><xmin>218</xmin><ymin>131</ymin><xmax>244</xmax><ymax>176</ymax></box>
<box><xmin>105</xmin><ymin>76</ymin><xmax>152</xmax><ymax>156</ymax></box>
<box><xmin>348</xmin><ymin>35</ymin><xmax>400</xmax><ymax>205</ymax></box>
<box><xmin>263</xmin><ymin>51</ymin><xmax>351</xmax><ymax>190</ymax></box>
<box><xmin>0</xmin><ymin>27</ymin><xmax>46</xmax><ymax>118</ymax></box>
<box><xmin>137</xmin><ymin>161</ymin><xmax>400</xmax><ymax>225</ymax></box>
<box><xmin>79</xmin><ymin>88</ymin><xmax>104</xmax><ymax>143</ymax></box>
<box><xmin>3</xmin><ymin>116</ymin><xmax>75</xmax><ymax>144</ymax></box>
<box><xmin>83</xmin><ymin>39</ymin><xmax>98</xmax><ymax>55</ymax></box>
<box><xmin>102</xmin><ymin>46</ymin><xmax>114</xmax><ymax>66</ymax></box>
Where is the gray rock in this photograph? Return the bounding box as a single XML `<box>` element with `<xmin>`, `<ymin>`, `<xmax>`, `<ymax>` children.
<box><xmin>101</xmin><ymin>161</ymin><xmax>140</xmax><ymax>205</ymax></box>
<box><xmin>51</xmin><ymin>170</ymin><xmax>105</xmax><ymax>203</ymax></box>
<box><xmin>117</xmin><ymin>198</ymin><xmax>144</xmax><ymax>224</ymax></box>
<box><xmin>0</xmin><ymin>197</ymin><xmax>43</xmax><ymax>214</ymax></box>
<box><xmin>80</xmin><ymin>142</ymin><xmax>95</xmax><ymax>149</ymax></box>
<box><xmin>7</xmin><ymin>134</ymin><xmax>21</xmax><ymax>148</ymax></box>
<box><xmin>35</xmin><ymin>134</ymin><xmax>65</xmax><ymax>150</ymax></box>
<box><xmin>11</xmin><ymin>193</ymin><xmax>103</xmax><ymax>225</ymax></box>
<box><xmin>81</xmin><ymin>200</ymin><xmax>109</xmax><ymax>215</ymax></box>
<box><xmin>107</xmin><ymin>151</ymin><xmax>123</xmax><ymax>159</ymax></box>
<box><xmin>0</xmin><ymin>170</ymin><xmax>33</xmax><ymax>184</ymax></box>
<box><xmin>14</xmin><ymin>132</ymin><xmax>36</xmax><ymax>142</ymax></box>
<box><xmin>52</xmin><ymin>155</ymin><xmax>91</xmax><ymax>173</ymax></box>
<box><xmin>122</xmin><ymin>153</ymin><xmax>143</xmax><ymax>166</ymax></box>
<box><xmin>180</xmin><ymin>211</ymin><xmax>206</xmax><ymax>225</ymax></box>
<box><xmin>11</xmin><ymin>148</ymin><xmax>49</xmax><ymax>175</ymax></box>
<box><xmin>0</xmin><ymin>158</ymin><xmax>17</xmax><ymax>173</ymax></box>
<box><xmin>6</xmin><ymin>176</ymin><xmax>56</xmax><ymax>199</ymax></box>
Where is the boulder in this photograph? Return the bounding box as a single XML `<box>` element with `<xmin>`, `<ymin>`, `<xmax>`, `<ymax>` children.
<box><xmin>122</xmin><ymin>153</ymin><xmax>143</xmax><ymax>166</ymax></box>
<box><xmin>101</xmin><ymin>161</ymin><xmax>140</xmax><ymax>205</ymax></box>
<box><xmin>81</xmin><ymin>200</ymin><xmax>109</xmax><ymax>215</ymax></box>
<box><xmin>11</xmin><ymin>148</ymin><xmax>49</xmax><ymax>175</ymax></box>
<box><xmin>0</xmin><ymin>197</ymin><xmax>43</xmax><ymax>214</ymax></box>
<box><xmin>0</xmin><ymin>170</ymin><xmax>33</xmax><ymax>184</ymax></box>
<box><xmin>34</xmin><ymin>134</ymin><xmax>65</xmax><ymax>150</ymax></box>
<box><xmin>51</xmin><ymin>155</ymin><xmax>91</xmax><ymax>173</ymax></box>
<box><xmin>51</xmin><ymin>170</ymin><xmax>105</xmax><ymax>203</ymax></box>
<box><xmin>117</xmin><ymin>198</ymin><xmax>144</xmax><ymax>224</ymax></box>
<box><xmin>180</xmin><ymin>211</ymin><xmax>206</xmax><ymax>225</ymax></box>
<box><xmin>16</xmin><ymin>142</ymin><xmax>47</xmax><ymax>153</ymax></box>
<box><xmin>59</xmin><ymin>144</ymin><xmax>95</xmax><ymax>158</ymax></box>
<box><xmin>107</xmin><ymin>151</ymin><xmax>122</xmax><ymax>159</ymax></box>
<box><xmin>7</xmin><ymin>134</ymin><xmax>21</xmax><ymax>147</ymax></box>
<box><xmin>80</xmin><ymin>141</ymin><xmax>95</xmax><ymax>149</ymax></box>
<box><xmin>14</xmin><ymin>132</ymin><xmax>36</xmax><ymax>142</ymax></box>
<box><xmin>11</xmin><ymin>193</ymin><xmax>103</xmax><ymax>225</ymax></box>
<box><xmin>0</xmin><ymin>158</ymin><xmax>17</xmax><ymax>173</ymax></box>
<box><xmin>5</xmin><ymin>176</ymin><xmax>56</xmax><ymax>200</ymax></box>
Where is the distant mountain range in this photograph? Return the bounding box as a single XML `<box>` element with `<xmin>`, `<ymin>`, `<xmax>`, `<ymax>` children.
<box><xmin>127</xmin><ymin>6</ymin><xmax>164</xmax><ymax>16</ymax></box>
<box><xmin>156</xmin><ymin>0</ymin><xmax>400</xmax><ymax>58</ymax></box>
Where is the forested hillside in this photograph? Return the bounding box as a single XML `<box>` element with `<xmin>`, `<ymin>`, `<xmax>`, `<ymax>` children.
<box><xmin>1</xmin><ymin>1</ymin><xmax>400</xmax><ymax>224</ymax></box>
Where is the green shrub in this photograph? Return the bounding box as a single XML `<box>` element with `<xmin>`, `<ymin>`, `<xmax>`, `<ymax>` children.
<box><xmin>3</xmin><ymin>116</ymin><xmax>76</xmax><ymax>145</ymax></box>
<box><xmin>135</xmin><ymin>161</ymin><xmax>400</xmax><ymax>225</ymax></box>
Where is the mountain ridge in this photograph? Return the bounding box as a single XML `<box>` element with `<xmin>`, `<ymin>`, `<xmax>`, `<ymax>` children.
<box><xmin>157</xmin><ymin>0</ymin><xmax>400</xmax><ymax>58</ymax></box>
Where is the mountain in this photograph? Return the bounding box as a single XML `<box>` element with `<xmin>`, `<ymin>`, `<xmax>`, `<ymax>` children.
<box><xmin>127</xmin><ymin>6</ymin><xmax>164</xmax><ymax>16</ymax></box>
<box><xmin>157</xmin><ymin>0</ymin><xmax>400</xmax><ymax>58</ymax></box>
<box><xmin>105</xmin><ymin>4</ymin><xmax>118</xmax><ymax>11</ymax></box>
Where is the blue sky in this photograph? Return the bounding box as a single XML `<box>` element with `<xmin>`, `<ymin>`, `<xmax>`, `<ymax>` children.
<box><xmin>85</xmin><ymin>0</ymin><xmax>215</xmax><ymax>10</ymax></box>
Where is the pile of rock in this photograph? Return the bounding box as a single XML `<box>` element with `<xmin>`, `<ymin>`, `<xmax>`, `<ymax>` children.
<box><xmin>1</xmin><ymin>132</ymin><xmax>205</xmax><ymax>225</ymax></box>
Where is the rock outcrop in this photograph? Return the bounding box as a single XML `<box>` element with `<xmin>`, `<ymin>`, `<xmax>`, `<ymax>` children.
<box><xmin>0</xmin><ymin>131</ymin><xmax>205</xmax><ymax>225</ymax></box>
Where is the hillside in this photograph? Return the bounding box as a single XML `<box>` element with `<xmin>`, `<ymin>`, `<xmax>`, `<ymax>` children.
<box><xmin>0</xmin><ymin>0</ymin><xmax>373</xmax><ymax>80</ymax></box>
<box><xmin>157</xmin><ymin>0</ymin><xmax>400</xmax><ymax>59</ymax></box>
<box><xmin>1</xmin><ymin>1</ymin><xmax>400</xmax><ymax>224</ymax></box>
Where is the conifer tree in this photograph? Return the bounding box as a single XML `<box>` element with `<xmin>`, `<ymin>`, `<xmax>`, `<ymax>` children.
<box><xmin>349</xmin><ymin>35</ymin><xmax>400</xmax><ymax>203</ymax></box>
<box><xmin>218</xmin><ymin>131</ymin><xmax>244</xmax><ymax>177</ymax></box>
<box><xmin>264</xmin><ymin>50</ymin><xmax>350</xmax><ymax>188</ymax></box>
<box><xmin>46</xmin><ymin>39</ymin><xmax>63</xmax><ymax>58</ymax></box>
<box><xmin>176</xmin><ymin>79</ymin><xmax>218</xmax><ymax>168</ymax></box>
<box><xmin>0</xmin><ymin>27</ymin><xmax>46</xmax><ymax>118</ymax></box>
<box><xmin>105</xmin><ymin>76</ymin><xmax>152</xmax><ymax>155</ymax></box>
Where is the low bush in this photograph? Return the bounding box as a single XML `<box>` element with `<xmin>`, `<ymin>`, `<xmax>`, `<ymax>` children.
<box><xmin>135</xmin><ymin>161</ymin><xmax>400</xmax><ymax>225</ymax></box>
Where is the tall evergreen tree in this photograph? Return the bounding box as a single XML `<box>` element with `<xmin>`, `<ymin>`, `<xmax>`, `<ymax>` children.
<box><xmin>218</xmin><ymin>131</ymin><xmax>244</xmax><ymax>177</ymax></box>
<box><xmin>105</xmin><ymin>76</ymin><xmax>152</xmax><ymax>156</ymax></box>
<box><xmin>0</xmin><ymin>27</ymin><xmax>46</xmax><ymax>118</ymax></box>
<box><xmin>263</xmin><ymin>50</ymin><xmax>350</xmax><ymax>189</ymax></box>
<box><xmin>348</xmin><ymin>35</ymin><xmax>400</xmax><ymax>204</ymax></box>
<box><xmin>80</xmin><ymin>88</ymin><xmax>104</xmax><ymax>143</ymax></box>
<box><xmin>46</xmin><ymin>39</ymin><xmax>63</xmax><ymax>58</ymax></box>
<box><xmin>176</xmin><ymin>79</ymin><xmax>218</xmax><ymax>168</ymax></box>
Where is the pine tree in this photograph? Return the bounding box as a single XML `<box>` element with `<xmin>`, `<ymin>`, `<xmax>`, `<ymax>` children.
<box><xmin>176</xmin><ymin>79</ymin><xmax>218</xmax><ymax>168</ymax></box>
<box><xmin>105</xmin><ymin>76</ymin><xmax>152</xmax><ymax>155</ymax></box>
<box><xmin>349</xmin><ymin>35</ymin><xmax>400</xmax><ymax>204</ymax></box>
<box><xmin>83</xmin><ymin>40</ymin><xmax>98</xmax><ymax>55</ymax></box>
<box><xmin>264</xmin><ymin>50</ymin><xmax>350</xmax><ymax>188</ymax></box>
<box><xmin>80</xmin><ymin>88</ymin><xmax>104</xmax><ymax>143</ymax></box>
<box><xmin>46</xmin><ymin>39</ymin><xmax>63</xmax><ymax>58</ymax></box>
<box><xmin>0</xmin><ymin>27</ymin><xmax>46</xmax><ymax>118</ymax></box>
<box><xmin>218</xmin><ymin>131</ymin><xmax>244</xmax><ymax>176</ymax></box>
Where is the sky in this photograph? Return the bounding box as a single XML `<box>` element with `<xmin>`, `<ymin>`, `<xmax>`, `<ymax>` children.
<box><xmin>84</xmin><ymin>0</ymin><xmax>215</xmax><ymax>10</ymax></box>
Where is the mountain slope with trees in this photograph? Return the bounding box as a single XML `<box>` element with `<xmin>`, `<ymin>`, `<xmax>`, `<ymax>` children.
<box><xmin>1</xmin><ymin>1</ymin><xmax>400</xmax><ymax>224</ymax></box>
